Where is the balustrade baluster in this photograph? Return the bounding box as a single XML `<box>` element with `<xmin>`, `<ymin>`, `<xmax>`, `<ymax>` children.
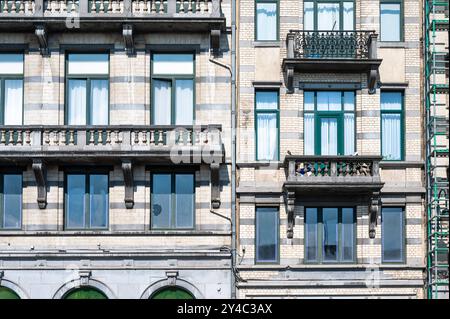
<box><xmin>69</xmin><ymin>130</ymin><xmax>75</xmax><ymax>145</ymax></box>
<box><xmin>44</xmin><ymin>130</ymin><xmax>50</xmax><ymax>144</ymax></box>
<box><xmin>98</xmin><ymin>129</ymin><xmax>103</xmax><ymax>144</ymax></box>
<box><xmin>158</xmin><ymin>0</ymin><xmax>164</xmax><ymax>13</ymax></box>
<box><xmin>142</xmin><ymin>130</ymin><xmax>148</xmax><ymax>144</ymax></box>
<box><xmin>106</xmin><ymin>130</ymin><xmax>111</xmax><ymax>144</ymax></box>
<box><xmin>89</xmin><ymin>129</ymin><xmax>95</xmax><ymax>144</ymax></box>
<box><xmin>60</xmin><ymin>129</ymin><xmax>67</xmax><ymax>145</ymax></box>
<box><xmin>157</xmin><ymin>130</ymin><xmax>163</xmax><ymax>145</ymax></box>
<box><xmin>149</xmin><ymin>130</ymin><xmax>155</xmax><ymax>145</ymax></box>
<box><xmin>0</xmin><ymin>130</ymin><xmax>5</xmax><ymax>144</ymax></box>
<box><xmin>25</xmin><ymin>130</ymin><xmax>31</xmax><ymax>144</ymax></box>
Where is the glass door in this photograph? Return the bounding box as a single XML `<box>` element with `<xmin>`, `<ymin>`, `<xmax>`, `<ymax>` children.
<box><xmin>317</xmin><ymin>115</ymin><xmax>342</xmax><ymax>155</ymax></box>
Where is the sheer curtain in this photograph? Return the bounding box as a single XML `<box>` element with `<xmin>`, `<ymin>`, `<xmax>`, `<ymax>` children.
<box><xmin>317</xmin><ymin>92</ymin><xmax>341</xmax><ymax>111</ymax></box>
<box><xmin>343</xmin><ymin>2</ymin><xmax>354</xmax><ymax>30</ymax></box>
<box><xmin>175</xmin><ymin>80</ymin><xmax>193</xmax><ymax>125</ymax></box>
<box><xmin>257</xmin><ymin>113</ymin><xmax>277</xmax><ymax>160</ymax></box>
<box><xmin>90</xmin><ymin>80</ymin><xmax>109</xmax><ymax>125</ymax></box>
<box><xmin>304</xmin><ymin>113</ymin><xmax>315</xmax><ymax>155</ymax></box>
<box><xmin>68</xmin><ymin>80</ymin><xmax>87</xmax><ymax>125</ymax></box>
<box><xmin>321</xmin><ymin>118</ymin><xmax>338</xmax><ymax>155</ymax></box>
<box><xmin>153</xmin><ymin>80</ymin><xmax>171</xmax><ymax>125</ymax></box>
<box><xmin>4</xmin><ymin>80</ymin><xmax>23</xmax><ymax>125</ymax></box>
<box><xmin>344</xmin><ymin>113</ymin><xmax>355</xmax><ymax>155</ymax></box>
<box><xmin>382</xmin><ymin>114</ymin><xmax>401</xmax><ymax>160</ymax></box>
<box><xmin>380</xmin><ymin>3</ymin><xmax>401</xmax><ymax>41</ymax></box>
<box><xmin>304</xmin><ymin>2</ymin><xmax>314</xmax><ymax>30</ymax></box>
<box><xmin>317</xmin><ymin>3</ymin><xmax>340</xmax><ymax>31</ymax></box>
<box><xmin>257</xmin><ymin>2</ymin><xmax>277</xmax><ymax>40</ymax></box>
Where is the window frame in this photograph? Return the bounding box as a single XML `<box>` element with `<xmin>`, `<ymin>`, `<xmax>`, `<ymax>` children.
<box><xmin>379</xmin><ymin>0</ymin><xmax>404</xmax><ymax>42</ymax></box>
<box><xmin>0</xmin><ymin>53</ymin><xmax>24</xmax><ymax>125</ymax></box>
<box><xmin>254</xmin><ymin>0</ymin><xmax>280</xmax><ymax>41</ymax></box>
<box><xmin>255</xmin><ymin>206</ymin><xmax>280</xmax><ymax>264</ymax></box>
<box><xmin>304</xmin><ymin>91</ymin><xmax>356</xmax><ymax>156</ymax></box>
<box><xmin>64</xmin><ymin>170</ymin><xmax>110</xmax><ymax>231</ymax></box>
<box><xmin>64</xmin><ymin>52</ymin><xmax>110</xmax><ymax>125</ymax></box>
<box><xmin>381</xmin><ymin>206</ymin><xmax>406</xmax><ymax>263</ymax></box>
<box><xmin>0</xmin><ymin>172</ymin><xmax>23</xmax><ymax>231</ymax></box>
<box><xmin>304</xmin><ymin>207</ymin><xmax>356</xmax><ymax>264</ymax></box>
<box><xmin>150</xmin><ymin>52</ymin><xmax>196</xmax><ymax>125</ymax></box>
<box><xmin>303</xmin><ymin>0</ymin><xmax>356</xmax><ymax>31</ymax></box>
<box><xmin>150</xmin><ymin>171</ymin><xmax>196</xmax><ymax>230</ymax></box>
<box><xmin>255</xmin><ymin>89</ymin><xmax>280</xmax><ymax>161</ymax></box>
<box><xmin>380</xmin><ymin>90</ymin><xmax>405</xmax><ymax>161</ymax></box>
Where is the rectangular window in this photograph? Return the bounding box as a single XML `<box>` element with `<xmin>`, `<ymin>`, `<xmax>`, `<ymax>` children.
<box><xmin>66</xmin><ymin>53</ymin><xmax>109</xmax><ymax>125</ymax></box>
<box><xmin>304</xmin><ymin>91</ymin><xmax>355</xmax><ymax>155</ymax></box>
<box><xmin>65</xmin><ymin>173</ymin><xmax>109</xmax><ymax>230</ymax></box>
<box><xmin>382</xmin><ymin>207</ymin><xmax>405</xmax><ymax>263</ymax></box>
<box><xmin>256</xmin><ymin>207</ymin><xmax>279</xmax><ymax>263</ymax></box>
<box><xmin>0</xmin><ymin>174</ymin><xmax>22</xmax><ymax>230</ymax></box>
<box><xmin>304</xmin><ymin>1</ymin><xmax>354</xmax><ymax>31</ymax></box>
<box><xmin>151</xmin><ymin>53</ymin><xmax>194</xmax><ymax>125</ymax></box>
<box><xmin>305</xmin><ymin>207</ymin><xmax>355</xmax><ymax>263</ymax></box>
<box><xmin>256</xmin><ymin>0</ymin><xmax>278</xmax><ymax>41</ymax></box>
<box><xmin>380</xmin><ymin>1</ymin><xmax>402</xmax><ymax>41</ymax></box>
<box><xmin>0</xmin><ymin>54</ymin><xmax>24</xmax><ymax>125</ymax></box>
<box><xmin>151</xmin><ymin>173</ymin><xmax>195</xmax><ymax>229</ymax></box>
<box><xmin>381</xmin><ymin>91</ymin><xmax>403</xmax><ymax>160</ymax></box>
<box><xmin>255</xmin><ymin>90</ymin><xmax>279</xmax><ymax>161</ymax></box>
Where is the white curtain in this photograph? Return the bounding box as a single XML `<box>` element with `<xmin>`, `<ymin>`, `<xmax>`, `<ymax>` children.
<box><xmin>380</xmin><ymin>3</ymin><xmax>401</xmax><ymax>41</ymax></box>
<box><xmin>153</xmin><ymin>80</ymin><xmax>171</xmax><ymax>125</ymax></box>
<box><xmin>257</xmin><ymin>3</ymin><xmax>277</xmax><ymax>40</ymax></box>
<box><xmin>343</xmin><ymin>2</ymin><xmax>354</xmax><ymax>30</ymax></box>
<box><xmin>321</xmin><ymin>118</ymin><xmax>338</xmax><ymax>155</ymax></box>
<box><xmin>304</xmin><ymin>2</ymin><xmax>314</xmax><ymax>30</ymax></box>
<box><xmin>344</xmin><ymin>113</ymin><xmax>355</xmax><ymax>155</ymax></box>
<box><xmin>257</xmin><ymin>113</ymin><xmax>277</xmax><ymax>160</ymax></box>
<box><xmin>68</xmin><ymin>80</ymin><xmax>87</xmax><ymax>125</ymax></box>
<box><xmin>317</xmin><ymin>92</ymin><xmax>341</xmax><ymax>111</ymax></box>
<box><xmin>382</xmin><ymin>114</ymin><xmax>401</xmax><ymax>160</ymax></box>
<box><xmin>318</xmin><ymin>3</ymin><xmax>340</xmax><ymax>31</ymax></box>
<box><xmin>304</xmin><ymin>113</ymin><xmax>315</xmax><ymax>155</ymax></box>
<box><xmin>175</xmin><ymin>80</ymin><xmax>193</xmax><ymax>125</ymax></box>
<box><xmin>4</xmin><ymin>80</ymin><xmax>23</xmax><ymax>125</ymax></box>
<box><xmin>90</xmin><ymin>80</ymin><xmax>109</xmax><ymax>125</ymax></box>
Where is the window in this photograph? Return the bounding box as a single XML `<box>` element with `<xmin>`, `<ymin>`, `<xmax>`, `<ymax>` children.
<box><xmin>63</xmin><ymin>287</ymin><xmax>108</xmax><ymax>299</ymax></box>
<box><xmin>151</xmin><ymin>173</ymin><xmax>195</xmax><ymax>229</ymax></box>
<box><xmin>255</xmin><ymin>90</ymin><xmax>279</xmax><ymax>161</ymax></box>
<box><xmin>380</xmin><ymin>1</ymin><xmax>402</xmax><ymax>41</ymax></box>
<box><xmin>255</xmin><ymin>0</ymin><xmax>278</xmax><ymax>41</ymax></box>
<box><xmin>0</xmin><ymin>54</ymin><xmax>23</xmax><ymax>125</ymax></box>
<box><xmin>305</xmin><ymin>207</ymin><xmax>355</xmax><ymax>263</ymax></box>
<box><xmin>151</xmin><ymin>53</ymin><xmax>194</xmax><ymax>125</ymax></box>
<box><xmin>303</xmin><ymin>1</ymin><xmax>355</xmax><ymax>31</ymax></box>
<box><xmin>0</xmin><ymin>174</ymin><xmax>22</xmax><ymax>230</ymax></box>
<box><xmin>256</xmin><ymin>207</ymin><xmax>279</xmax><ymax>263</ymax></box>
<box><xmin>382</xmin><ymin>207</ymin><xmax>404</xmax><ymax>263</ymax></box>
<box><xmin>65</xmin><ymin>173</ymin><xmax>109</xmax><ymax>230</ymax></box>
<box><xmin>381</xmin><ymin>91</ymin><xmax>403</xmax><ymax>160</ymax></box>
<box><xmin>304</xmin><ymin>91</ymin><xmax>355</xmax><ymax>155</ymax></box>
<box><xmin>66</xmin><ymin>53</ymin><xmax>109</xmax><ymax>125</ymax></box>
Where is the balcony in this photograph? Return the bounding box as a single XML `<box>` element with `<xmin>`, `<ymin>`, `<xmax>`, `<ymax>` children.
<box><xmin>282</xmin><ymin>30</ymin><xmax>382</xmax><ymax>93</ymax></box>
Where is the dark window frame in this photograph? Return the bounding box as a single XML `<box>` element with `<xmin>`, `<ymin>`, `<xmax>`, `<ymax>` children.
<box><xmin>0</xmin><ymin>52</ymin><xmax>24</xmax><ymax>125</ymax></box>
<box><xmin>255</xmin><ymin>89</ymin><xmax>280</xmax><ymax>161</ymax></box>
<box><xmin>381</xmin><ymin>206</ymin><xmax>406</xmax><ymax>263</ymax></box>
<box><xmin>380</xmin><ymin>90</ymin><xmax>405</xmax><ymax>161</ymax></box>
<box><xmin>255</xmin><ymin>0</ymin><xmax>280</xmax><ymax>41</ymax></box>
<box><xmin>0</xmin><ymin>172</ymin><xmax>23</xmax><ymax>230</ymax></box>
<box><xmin>303</xmin><ymin>0</ymin><xmax>356</xmax><ymax>31</ymax></box>
<box><xmin>379</xmin><ymin>0</ymin><xmax>404</xmax><ymax>42</ymax></box>
<box><xmin>255</xmin><ymin>206</ymin><xmax>280</xmax><ymax>264</ymax></box>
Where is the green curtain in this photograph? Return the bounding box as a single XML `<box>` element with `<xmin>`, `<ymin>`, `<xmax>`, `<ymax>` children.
<box><xmin>63</xmin><ymin>287</ymin><xmax>107</xmax><ymax>299</ymax></box>
<box><xmin>151</xmin><ymin>287</ymin><xmax>194</xmax><ymax>299</ymax></box>
<box><xmin>0</xmin><ymin>286</ymin><xmax>20</xmax><ymax>299</ymax></box>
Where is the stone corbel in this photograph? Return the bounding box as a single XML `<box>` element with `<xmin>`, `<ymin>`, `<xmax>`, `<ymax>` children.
<box><xmin>286</xmin><ymin>67</ymin><xmax>294</xmax><ymax>94</ymax></box>
<box><xmin>79</xmin><ymin>270</ymin><xmax>92</xmax><ymax>286</ymax></box>
<box><xmin>121</xmin><ymin>160</ymin><xmax>134</xmax><ymax>209</ymax></box>
<box><xmin>369</xmin><ymin>192</ymin><xmax>381</xmax><ymax>239</ymax></box>
<box><xmin>32</xmin><ymin>160</ymin><xmax>47</xmax><ymax>209</ymax></box>
<box><xmin>211</xmin><ymin>162</ymin><xmax>221</xmax><ymax>209</ymax></box>
<box><xmin>122</xmin><ymin>24</ymin><xmax>135</xmax><ymax>56</ymax></box>
<box><xmin>368</xmin><ymin>67</ymin><xmax>378</xmax><ymax>94</ymax></box>
<box><xmin>210</xmin><ymin>29</ymin><xmax>221</xmax><ymax>52</ymax></box>
<box><xmin>166</xmin><ymin>271</ymin><xmax>178</xmax><ymax>286</ymax></box>
<box><xmin>285</xmin><ymin>190</ymin><xmax>295</xmax><ymax>239</ymax></box>
<box><xmin>35</xmin><ymin>25</ymin><xmax>49</xmax><ymax>57</ymax></box>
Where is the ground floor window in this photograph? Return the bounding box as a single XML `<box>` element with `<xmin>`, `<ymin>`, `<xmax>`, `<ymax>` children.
<box><xmin>63</xmin><ymin>287</ymin><xmax>108</xmax><ymax>299</ymax></box>
<box><xmin>151</xmin><ymin>286</ymin><xmax>194</xmax><ymax>299</ymax></box>
<box><xmin>0</xmin><ymin>286</ymin><xmax>20</xmax><ymax>299</ymax></box>
<box><xmin>0</xmin><ymin>173</ymin><xmax>22</xmax><ymax>230</ymax></box>
<box><xmin>381</xmin><ymin>207</ymin><xmax>405</xmax><ymax>263</ymax></box>
<box><xmin>255</xmin><ymin>207</ymin><xmax>279</xmax><ymax>263</ymax></box>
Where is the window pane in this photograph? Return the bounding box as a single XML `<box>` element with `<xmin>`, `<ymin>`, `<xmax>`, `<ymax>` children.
<box><xmin>304</xmin><ymin>2</ymin><xmax>314</xmax><ymax>30</ymax></box>
<box><xmin>68</xmin><ymin>54</ymin><xmax>109</xmax><ymax>75</ymax></box>
<box><xmin>2</xmin><ymin>174</ymin><xmax>22</xmax><ymax>229</ymax></box>
<box><xmin>257</xmin><ymin>112</ymin><xmax>278</xmax><ymax>160</ymax></box>
<box><xmin>66</xmin><ymin>174</ymin><xmax>86</xmax><ymax>229</ymax></box>
<box><xmin>256</xmin><ymin>207</ymin><xmax>278</xmax><ymax>262</ymax></box>
<box><xmin>305</xmin><ymin>208</ymin><xmax>318</xmax><ymax>261</ymax></box>
<box><xmin>0</xmin><ymin>54</ymin><xmax>23</xmax><ymax>75</ymax></box>
<box><xmin>153</xmin><ymin>80</ymin><xmax>172</xmax><ymax>125</ymax></box>
<box><xmin>343</xmin><ymin>92</ymin><xmax>355</xmax><ymax>111</ymax></box>
<box><xmin>344</xmin><ymin>113</ymin><xmax>355</xmax><ymax>155</ymax></box>
<box><xmin>341</xmin><ymin>208</ymin><xmax>354</xmax><ymax>261</ymax></box>
<box><xmin>152</xmin><ymin>174</ymin><xmax>172</xmax><ymax>229</ymax></box>
<box><xmin>175</xmin><ymin>79</ymin><xmax>194</xmax><ymax>125</ymax></box>
<box><xmin>256</xmin><ymin>91</ymin><xmax>278</xmax><ymax>110</ymax></box>
<box><xmin>317</xmin><ymin>3</ymin><xmax>340</xmax><ymax>31</ymax></box>
<box><xmin>68</xmin><ymin>79</ymin><xmax>87</xmax><ymax>125</ymax></box>
<box><xmin>322</xmin><ymin>208</ymin><xmax>338</xmax><ymax>261</ymax></box>
<box><xmin>90</xmin><ymin>80</ymin><xmax>109</xmax><ymax>125</ymax></box>
<box><xmin>317</xmin><ymin>92</ymin><xmax>341</xmax><ymax>111</ymax></box>
<box><xmin>89</xmin><ymin>174</ymin><xmax>108</xmax><ymax>229</ymax></box>
<box><xmin>381</xmin><ymin>92</ymin><xmax>402</xmax><ymax>110</ymax></box>
<box><xmin>382</xmin><ymin>113</ymin><xmax>401</xmax><ymax>160</ymax></box>
<box><xmin>4</xmin><ymin>79</ymin><xmax>23</xmax><ymax>125</ymax></box>
<box><xmin>153</xmin><ymin>54</ymin><xmax>194</xmax><ymax>75</ymax></box>
<box><xmin>380</xmin><ymin>3</ymin><xmax>401</xmax><ymax>41</ymax></box>
<box><xmin>320</xmin><ymin>117</ymin><xmax>338</xmax><ymax>155</ymax></box>
<box><xmin>382</xmin><ymin>207</ymin><xmax>404</xmax><ymax>262</ymax></box>
<box><xmin>256</xmin><ymin>2</ymin><xmax>277</xmax><ymax>40</ymax></box>
<box><xmin>304</xmin><ymin>91</ymin><xmax>314</xmax><ymax>111</ymax></box>
<box><xmin>304</xmin><ymin>113</ymin><xmax>315</xmax><ymax>155</ymax></box>
<box><xmin>343</xmin><ymin>2</ymin><xmax>354</xmax><ymax>30</ymax></box>
<box><xmin>175</xmin><ymin>174</ymin><xmax>194</xmax><ymax>229</ymax></box>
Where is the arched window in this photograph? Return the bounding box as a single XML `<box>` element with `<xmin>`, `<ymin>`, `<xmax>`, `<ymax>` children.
<box><xmin>151</xmin><ymin>286</ymin><xmax>194</xmax><ymax>299</ymax></box>
<box><xmin>0</xmin><ymin>286</ymin><xmax>20</xmax><ymax>299</ymax></box>
<box><xmin>63</xmin><ymin>287</ymin><xmax>107</xmax><ymax>299</ymax></box>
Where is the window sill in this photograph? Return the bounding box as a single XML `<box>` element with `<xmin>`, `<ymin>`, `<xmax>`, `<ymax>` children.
<box><xmin>378</xmin><ymin>41</ymin><xmax>406</xmax><ymax>48</ymax></box>
<box><xmin>253</xmin><ymin>41</ymin><xmax>281</xmax><ymax>48</ymax></box>
<box><xmin>379</xmin><ymin>161</ymin><xmax>423</xmax><ymax>168</ymax></box>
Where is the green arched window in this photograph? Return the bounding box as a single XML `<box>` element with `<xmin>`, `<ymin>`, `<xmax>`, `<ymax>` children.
<box><xmin>0</xmin><ymin>286</ymin><xmax>20</xmax><ymax>299</ymax></box>
<box><xmin>63</xmin><ymin>287</ymin><xmax>107</xmax><ymax>299</ymax></box>
<box><xmin>151</xmin><ymin>286</ymin><xmax>194</xmax><ymax>299</ymax></box>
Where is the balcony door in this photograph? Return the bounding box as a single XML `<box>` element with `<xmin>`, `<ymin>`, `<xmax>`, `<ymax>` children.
<box><xmin>304</xmin><ymin>1</ymin><xmax>355</xmax><ymax>31</ymax></box>
<box><xmin>319</xmin><ymin>116</ymin><xmax>340</xmax><ymax>155</ymax></box>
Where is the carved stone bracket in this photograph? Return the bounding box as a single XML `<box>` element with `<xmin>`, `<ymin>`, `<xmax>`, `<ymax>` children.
<box><xmin>368</xmin><ymin>66</ymin><xmax>378</xmax><ymax>94</ymax></box>
<box><xmin>32</xmin><ymin>160</ymin><xmax>47</xmax><ymax>209</ymax></box>
<box><xmin>123</xmin><ymin>24</ymin><xmax>135</xmax><ymax>56</ymax></box>
<box><xmin>285</xmin><ymin>67</ymin><xmax>294</xmax><ymax>93</ymax></box>
<box><xmin>121</xmin><ymin>160</ymin><xmax>134</xmax><ymax>209</ymax></box>
<box><xmin>211</xmin><ymin>162</ymin><xmax>221</xmax><ymax>209</ymax></box>
<box><xmin>166</xmin><ymin>271</ymin><xmax>178</xmax><ymax>286</ymax></box>
<box><xmin>285</xmin><ymin>190</ymin><xmax>295</xmax><ymax>239</ymax></box>
<box><xmin>369</xmin><ymin>192</ymin><xmax>381</xmax><ymax>239</ymax></box>
<box><xmin>210</xmin><ymin>29</ymin><xmax>221</xmax><ymax>52</ymax></box>
<box><xmin>35</xmin><ymin>25</ymin><xmax>49</xmax><ymax>57</ymax></box>
<box><xmin>79</xmin><ymin>270</ymin><xmax>92</xmax><ymax>286</ymax></box>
